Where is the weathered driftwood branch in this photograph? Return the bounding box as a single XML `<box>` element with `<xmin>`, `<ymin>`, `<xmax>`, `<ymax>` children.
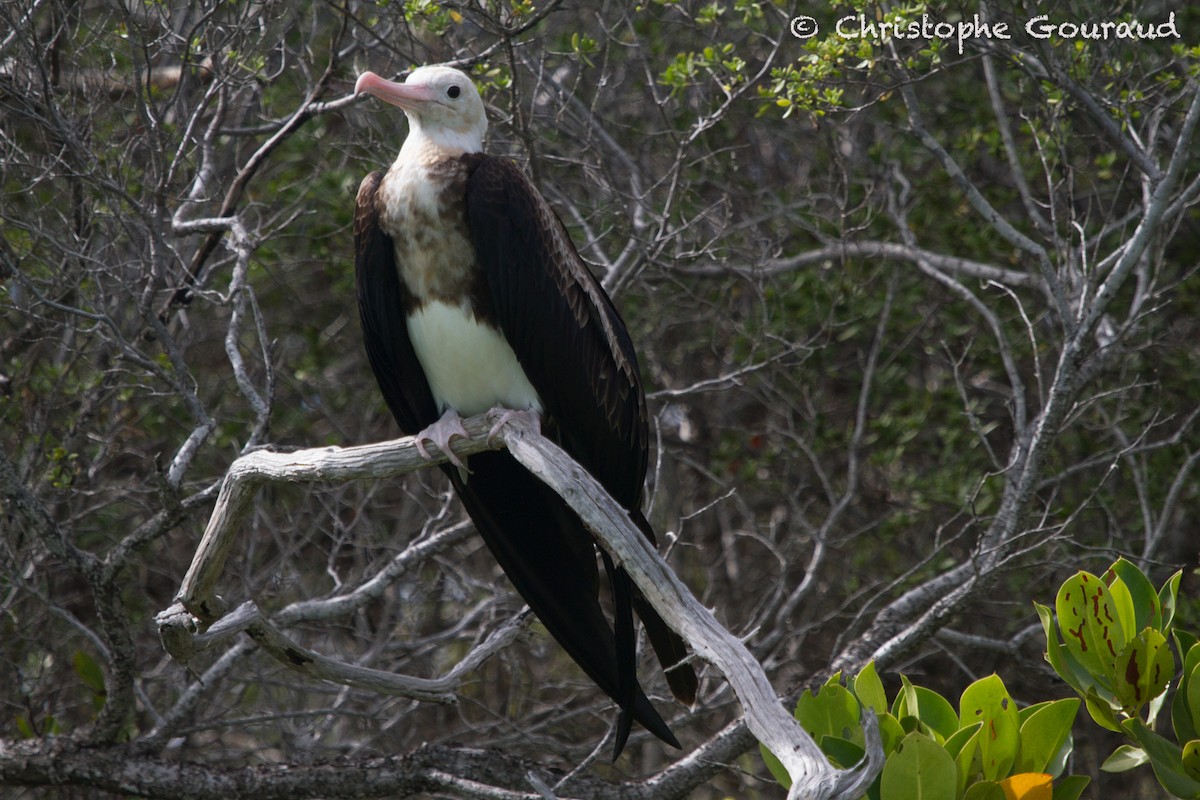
<box><xmin>166</xmin><ymin>598</ymin><xmax>530</xmax><ymax>704</ymax></box>
<box><xmin>154</xmin><ymin>415</ymin><xmax>506</xmax><ymax>703</ymax></box>
<box><xmin>155</xmin><ymin>412</ymin><xmax>881</xmax><ymax>799</ymax></box>
<box><xmin>498</xmin><ymin>418</ymin><xmax>882</xmax><ymax>800</ymax></box>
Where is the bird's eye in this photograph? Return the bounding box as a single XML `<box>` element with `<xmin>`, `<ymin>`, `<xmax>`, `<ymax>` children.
<box><xmin>447</xmin><ymin>85</ymin><xmax>461</xmax><ymax>99</ymax></box>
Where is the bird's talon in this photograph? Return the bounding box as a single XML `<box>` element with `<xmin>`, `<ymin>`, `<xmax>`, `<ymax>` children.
<box><xmin>486</xmin><ymin>407</ymin><xmax>541</xmax><ymax>446</ymax></box>
<box><xmin>414</xmin><ymin>411</ymin><xmax>471</xmax><ymax>469</ymax></box>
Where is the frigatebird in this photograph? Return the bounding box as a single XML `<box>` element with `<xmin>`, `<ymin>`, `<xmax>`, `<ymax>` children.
<box><xmin>352</xmin><ymin>65</ymin><xmax>697</xmax><ymax>756</ymax></box>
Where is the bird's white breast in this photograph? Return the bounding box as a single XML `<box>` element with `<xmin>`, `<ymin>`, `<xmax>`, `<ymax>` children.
<box><xmin>407</xmin><ymin>300</ymin><xmax>542</xmax><ymax>417</ymax></box>
<box><xmin>381</xmin><ymin>153</ymin><xmax>540</xmax><ymax>416</ymax></box>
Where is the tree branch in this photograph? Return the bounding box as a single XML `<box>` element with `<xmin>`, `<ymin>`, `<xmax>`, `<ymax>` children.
<box><xmin>155</xmin><ymin>413</ymin><xmax>883</xmax><ymax>800</ymax></box>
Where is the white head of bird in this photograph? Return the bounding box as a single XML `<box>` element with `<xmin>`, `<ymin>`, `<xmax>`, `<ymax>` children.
<box><xmin>355</xmin><ymin>65</ymin><xmax>487</xmax><ymax>159</ymax></box>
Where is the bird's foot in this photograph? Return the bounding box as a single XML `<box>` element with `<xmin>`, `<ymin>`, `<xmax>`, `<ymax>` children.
<box><xmin>485</xmin><ymin>406</ymin><xmax>542</xmax><ymax>447</ymax></box>
<box><xmin>414</xmin><ymin>409</ymin><xmax>471</xmax><ymax>469</ymax></box>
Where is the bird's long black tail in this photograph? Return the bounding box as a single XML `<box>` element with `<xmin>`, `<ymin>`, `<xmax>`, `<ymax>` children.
<box><xmin>628</xmin><ymin>508</ymin><xmax>699</xmax><ymax>708</ymax></box>
<box><xmin>445</xmin><ymin>450</ymin><xmax>680</xmax><ymax>754</ymax></box>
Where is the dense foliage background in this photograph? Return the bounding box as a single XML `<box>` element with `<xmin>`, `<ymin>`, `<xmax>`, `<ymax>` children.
<box><xmin>2</xmin><ymin>0</ymin><xmax>1198</xmax><ymax>797</ymax></box>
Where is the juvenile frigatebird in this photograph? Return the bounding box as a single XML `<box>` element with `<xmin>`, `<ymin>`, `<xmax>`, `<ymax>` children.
<box><xmin>352</xmin><ymin>65</ymin><xmax>696</xmax><ymax>755</ymax></box>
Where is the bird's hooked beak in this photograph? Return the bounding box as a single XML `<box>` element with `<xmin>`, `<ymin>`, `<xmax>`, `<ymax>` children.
<box><xmin>355</xmin><ymin>71</ymin><xmax>435</xmax><ymax>110</ymax></box>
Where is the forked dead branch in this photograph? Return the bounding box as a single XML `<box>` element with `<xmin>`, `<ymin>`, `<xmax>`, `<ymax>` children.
<box><xmin>155</xmin><ymin>412</ymin><xmax>883</xmax><ymax>800</ymax></box>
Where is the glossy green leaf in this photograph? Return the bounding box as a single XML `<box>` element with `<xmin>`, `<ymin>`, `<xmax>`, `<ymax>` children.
<box><xmin>1183</xmin><ymin>740</ymin><xmax>1200</xmax><ymax>782</ymax></box>
<box><xmin>1122</xmin><ymin>719</ymin><xmax>1200</xmax><ymax>799</ymax></box>
<box><xmin>880</xmin><ymin>732</ymin><xmax>958</xmax><ymax>800</ymax></box>
<box><xmin>1179</xmin><ymin>634</ymin><xmax>1200</xmax><ymax>671</ymax></box>
<box><xmin>1160</xmin><ymin>570</ymin><xmax>1183</xmax><ymax>631</ymax></box>
<box><xmin>1014</xmin><ymin>698</ymin><xmax>1079</xmax><ymax>776</ymax></box>
<box><xmin>1175</xmin><ymin>642</ymin><xmax>1200</xmax><ymax>743</ymax></box>
<box><xmin>1112</xmin><ymin>627</ymin><xmax>1173</xmax><ymax>714</ymax></box>
<box><xmin>948</xmin><ymin>722</ymin><xmax>982</xmax><ymax>797</ymax></box>
<box><xmin>960</xmin><ymin>674</ymin><xmax>1020</xmax><ymax>782</ymax></box>
<box><xmin>823</xmin><ymin>735</ymin><xmax>867</xmax><ymax>770</ymax></box>
<box><xmin>946</xmin><ymin>722</ymin><xmax>984</xmax><ymax>760</ymax></box>
<box><xmin>1176</xmin><ymin>683</ymin><xmax>1200</xmax><ymax>757</ymax></box>
<box><xmin>1106</xmin><ymin>558</ymin><xmax>1161</xmax><ymax>632</ymax></box>
<box><xmin>1017</xmin><ymin>700</ymin><xmax>1050</xmax><ymax>725</ymax></box>
<box><xmin>894</xmin><ymin>675</ymin><xmax>919</xmax><ymax>718</ymax></box>
<box><xmin>961</xmin><ymin>780</ymin><xmax>1006</xmax><ymax>800</ymax></box>
<box><xmin>1083</xmin><ymin>689</ymin><xmax>1122</xmax><ymax>732</ymax></box>
<box><xmin>795</xmin><ymin>683</ymin><xmax>862</xmax><ymax>747</ymax></box>
<box><xmin>1036</xmin><ymin>602</ymin><xmax>1091</xmax><ymax>697</ymax></box>
<box><xmin>1103</xmin><ymin>571</ymin><xmax>1139</xmax><ymax>647</ymax></box>
<box><xmin>1055</xmin><ymin>571</ymin><xmax>1124</xmax><ymax>686</ymax></box>
<box><xmin>1044</xmin><ymin>730</ymin><xmax>1074</xmax><ymax>780</ymax></box>
<box><xmin>1050</xmin><ymin>774</ymin><xmax>1090</xmax><ymax>800</ymax></box>
<box><xmin>893</xmin><ymin>677</ymin><xmax>959</xmax><ymax>743</ymax></box>
<box><xmin>1100</xmin><ymin>744</ymin><xmax>1148</xmax><ymax>772</ymax></box>
<box><xmin>760</xmin><ymin>742</ymin><xmax>791</xmax><ymax>789</ymax></box>
<box><xmin>1187</xmin><ymin>658</ymin><xmax>1200</xmax><ymax>741</ymax></box>
<box><xmin>878</xmin><ymin>712</ymin><xmax>908</xmax><ymax>755</ymax></box>
<box><xmin>854</xmin><ymin>660</ymin><xmax>889</xmax><ymax>716</ymax></box>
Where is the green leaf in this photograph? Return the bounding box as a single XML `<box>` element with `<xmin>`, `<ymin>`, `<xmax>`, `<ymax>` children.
<box><xmin>823</xmin><ymin>735</ymin><xmax>867</xmax><ymax>770</ymax></box>
<box><xmin>1177</xmin><ymin>631</ymin><xmax>1199</xmax><ymax>665</ymax></box>
<box><xmin>1186</xmin><ymin>655</ymin><xmax>1200</xmax><ymax>740</ymax></box>
<box><xmin>1160</xmin><ymin>570</ymin><xmax>1183</xmax><ymax>631</ymax></box>
<box><xmin>1055</xmin><ymin>571</ymin><xmax>1125</xmax><ymax>687</ymax></box>
<box><xmin>853</xmin><ymin>660</ymin><xmax>889</xmax><ymax>716</ymax></box>
<box><xmin>1083</xmin><ymin>688</ymin><xmax>1122</xmax><ymax>732</ymax></box>
<box><xmin>894</xmin><ymin>675</ymin><xmax>919</xmax><ymax>718</ymax></box>
<box><xmin>1036</xmin><ymin>602</ymin><xmax>1092</xmax><ymax>697</ymax></box>
<box><xmin>947</xmin><ymin>722</ymin><xmax>982</xmax><ymax>797</ymax></box>
<box><xmin>1044</xmin><ymin>730</ymin><xmax>1074</xmax><ymax>780</ymax></box>
<box><xmin>893</xmin><ymin>677</ymin><xmax>959</xmax><ymax>743</ymax></box>
<box><xmin>1176</xmin><ymin>641</ymin><xmax>1200</xmax><ymax>741</ymax></box>
<box><xmin>960</xmin><ymin>674</ymin><xmax>1020</xmax><ymax>782</ymax></box>
<box><xmin>1176</xmin><ymin>671</ymin><xmax>1200</xmax><ymax>749</ymax></box>
<box><xmin>1112</xmin><ymin>627</ymin><xmax>1173</xmax><ymax>715</ymax></box>
<box><xmin>14</xmin><ymin>715</ymin><xmax>34</xmax><ymax>739</ymax></box>
<box><xmin>795</xmin><ymin>683</ymin><xmax>863</xmax><ymax>747</ymax></box>
<box><xmin>880</xmin><ymin>732</ymin><xmax>958</xmax><ymax>800</ymax></box>
<box><xmin>1183</xmin><ymin>740</ymin><xmax>1200</xmax><ymax>782</ymax></box>
<box><xmin>1015</xmin><ymin>698</ymin><xmax>1079</xmax><ymax>776</ymax></box>
<box><xmin>1100</xmin><ymin>744</ymin><xmax>1148</xmax><ymax>772</ymax></box>
<box><xmin>1122</xmin><ymin>719</ymin><xmax>1200</xmax><ymax>798</ymax></box>
<box><xmin>961</xmin><ymin>780</ymin><xmax>1006</xmax><ymax>800</ymax></box>
<box><xmin>1051</xmin><ymin>774</ymin><xmax>1090</xmax><ymax>800</ymax></box>
<box><xmin>878</xmin><ymin>712</ymin><xmax>909</xmax><ymax>755</ymax></box>
<box><xmin>1104</xmin><ymin>570</ymin><xmax>1139</xmax><ymax>644</ymax></box>
<box><xmin>73</xmin><ymin>650</ymin><xmax>106</xmax><ymax>695</ymax></box>
<box><xmin>946</xmin><ymin>722</ymin><xmax>984</xmax><ymax>760</ymax></box>
<box><xmin>1018</xmin><ymin>700</ymin><xmax>1051</xmax><ymax>725</ymax></box>
<box><xmin>1106</xmin><ymin>558</ymin><xmax>1161</xmax><ymax>632</ymax></box>
<box><xmin>760</xmin><ymin>742</ymin><xmax>791</xmax><ymax>789</ymax></box>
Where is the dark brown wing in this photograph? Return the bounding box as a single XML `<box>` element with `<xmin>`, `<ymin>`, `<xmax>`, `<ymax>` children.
<box><xmin>464</xmin><ymin>156</ymin><xmax>697</xmax><ymax>709</ymax></box>
<box><xmin>354</xmin><ymin>171</ymin><xmax>438</xmax><ymax>434</ymax></box>
<box><xmin>464</xmin><ymin>156</ymin><xmax>647</xmax><ymax>506</ymax></box>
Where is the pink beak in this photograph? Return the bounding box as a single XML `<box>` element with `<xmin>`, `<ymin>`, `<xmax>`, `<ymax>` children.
<box><xmin>354</xmin><ymin>71</ymin><xmax>436</xmax><ymax>109</ymax></box>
